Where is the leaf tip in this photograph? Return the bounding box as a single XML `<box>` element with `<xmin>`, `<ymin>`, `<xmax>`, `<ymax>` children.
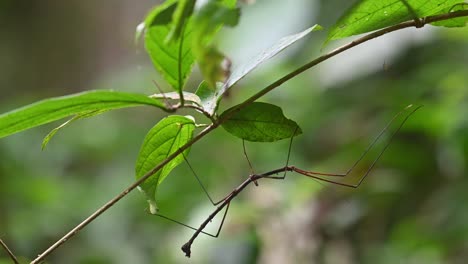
<box><xmin>147</xmin><ymin>199</ymin><xmax>159</xmax><ymax>215</ymax></box>
<box><xmin>312</xmin><ymin>24</ymin><xmax>324</xmax><ymax>32</ymax></box>
<box><xmin>135</xmin><ymin>22</ymin><xmax>146</xmax><ymax>46</ymax></box>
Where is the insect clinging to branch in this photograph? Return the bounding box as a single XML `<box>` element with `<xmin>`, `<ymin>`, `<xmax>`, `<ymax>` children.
<box><xmin>147</xmin><ymin>104</ymin><xmax>421</xmax><ymax>258</ymax></box>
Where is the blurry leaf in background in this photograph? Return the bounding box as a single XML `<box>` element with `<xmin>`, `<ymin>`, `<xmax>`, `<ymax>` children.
<box><xmin>221</xmin><ymin>102</ymin><xmax>302</xmax><ymax>142</ymax></box>
<box><xmin>326</xmin><ymin>0</ymin><xmax>464</xmax><ymax>42</ymax></box>
<box><xmin>192</xmin><ymin>0</ymin><xmax>240</xmax><ymax>89</ymax></box>
<box><xmin>144</xmin><ymin>0</ymin><xmax>195</xmax><ymax>92</ymax></box>
<box><xmin>135</xmin><ymin>115</ymin><xmax>195</xmax><ymax>214</ymax></box>
<box><xmin>0</xmin><ymin>90</ymin><xmax>165</xmax><ymax>139</ymax></box>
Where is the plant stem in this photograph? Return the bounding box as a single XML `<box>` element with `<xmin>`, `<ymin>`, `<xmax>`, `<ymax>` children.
<box><xmin>30</xmin><ymin>10</ymin><xmax>468</xmax><ymax>263</ymax></box>
<box><xmin>0</xmin><ymin>239</ymin><xmax>19</xmax><ymax>264</ymax></box>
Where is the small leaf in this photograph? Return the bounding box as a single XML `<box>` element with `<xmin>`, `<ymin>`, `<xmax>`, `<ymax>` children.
<box><xmin>0</xmin><ymin>90</ymin><xmax>165</xmax><ymax>139</ymax></box>
<box><xmin>135</xmin><ymin>115</ymin><xmax>195</xmax><ymax>211</ymax></box>
<box><xmin>150</xmin><ymin>91</ymin><xmax>202</xmax><ymax>106</ymax></box>
<box><xmin>195</xmin><ymin>81</ymin><xmax>220</xmax><ymax>115</ymax></box>
<box><xmin>220</xmin><ymin>102</ymin><xmax>302</xmax><ymax>142</ymax></box>
<box><xmin>431</xmin><ymin>3</ymin><xmax>468</xmax><ymax>27</ymax></box>
<box><xmin>326</xmin><ymin>0</ymin><xmax>462</xmax><ymax>42</ymax></box>
<box><xmin>197</xmin><ymin>46</ymin><xmax>232</xmax><ymax>89</ymax></box>
<box><xmin>144</xmin><ymin>0</ymin><xmax>195</xmax><ymax>92</ymax></box>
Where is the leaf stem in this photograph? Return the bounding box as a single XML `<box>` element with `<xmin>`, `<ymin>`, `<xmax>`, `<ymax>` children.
<box><xmin>178</xmin><ymin>21</ymin><xmax>187</xmax><ymax>106</ymax></box>
<box><xmin>30</xmin><ymin>10</ymin><xmax>468</xmax><ymax>263</ymax></box>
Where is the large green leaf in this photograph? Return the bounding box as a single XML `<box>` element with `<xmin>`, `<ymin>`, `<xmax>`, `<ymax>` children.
<box><xmin>144</xmin><ymin>0</ymin><xmax>195</xmax><ymax>92</ymax></box>
<box><xmin>0</xmin><ymin>90</ymin><xmax>165</xmax><ymax>139</ymax></box>
<box><xmin>220</xmin><ymin>102</ymin><xmax>302</xmax><ymax>142</ymax></box>
<box><xmin>327</xmin><ymin>0</ymin><xmax>463</xmax><ymax>41</ymax></box>
<box><xmin>135</xmin><ymin>115</ymin><xmax>195</xmax><ymax>213</ymax></box>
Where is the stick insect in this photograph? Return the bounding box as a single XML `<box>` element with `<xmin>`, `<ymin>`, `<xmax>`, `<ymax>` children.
<box><xmin>150</xmin><ymin>104</ymin><xmax>421</xmax><ymax>257</ymax></box>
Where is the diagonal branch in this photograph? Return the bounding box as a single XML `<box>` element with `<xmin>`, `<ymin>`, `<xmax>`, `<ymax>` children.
<box><xmin>0</xmin><ymin>238</ymin><xmax>19</xmax><ymax>264</ymax></box>
<box><xmin>30</xmin><ymin>10</ymin><xmax>468</xmax><ymax>264</ymax></box>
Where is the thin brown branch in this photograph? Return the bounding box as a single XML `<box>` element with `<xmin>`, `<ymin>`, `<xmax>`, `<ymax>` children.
<box><xmin>0</xmin><ymin>238</ymin><xmax>19</xmax><ymax>264</ymax></box>
<box><xmin>31</xmin><ymin>10</ymin><xmax>468</xmax><ymax>264</ymax></box>
<box><xmin>217</xmin><ymin>10</ymin><xmax>468</xmax><ymax>122</ymax></box>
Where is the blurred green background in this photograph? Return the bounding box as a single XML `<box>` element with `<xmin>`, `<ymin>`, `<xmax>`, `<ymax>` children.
<box><xmin>1</xmin><ymin>0</ymin><xmax>467</xmax><ymax>263</ymax></box>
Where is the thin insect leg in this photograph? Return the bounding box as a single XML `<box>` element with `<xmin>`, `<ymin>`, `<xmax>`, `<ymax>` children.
<box><xmin>151</xmin><ymin>153</ymin><xmax>231</xmax><ymax>237</ymax></box>
<box><xmin>152</xmin><ymin>79</ymin><xmax>175</xmax><ymax>109</ymax></box>
<box><xmin>243</xmin><ymin>140</ymin><xmax>259</xmax><ymax>186</ymax></box>
<box><xmin>267</xmin><ymin>104</ymin><xmax>421</xmax><ymax>181</ymax></box>
<box><xmin>182</xmin><ymin>152</ymin><xmax>225</xmax><ymax>205</ymax></box>
<box><xmin>282</xmin><ymin>125</ymin><xmax>298</xmax><ymax>179</ymax></box>
<box><xmin>152</xmin><ymin>203</ymin><xmax>230</xmax><ymax>238</ymax></box>
<box><xmin>287</xmin><ymin>105</ymin><xmax>421</xmax><ymax>188</ymax></box>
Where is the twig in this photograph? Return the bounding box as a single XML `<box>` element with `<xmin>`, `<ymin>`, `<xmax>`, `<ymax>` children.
<box><xmin>30</xmin><ymin>10</ymin><xmax>468</xmax><ymax>264</ymax></box>
<box><xmin>181</xmin><ymin>104</ymin><xmax>217</xmax><ymax>123</ymax></box>
<box><xmin>0</xmin><ymin>238</ymin><xmax>19</xmax><ymax>264</ymax></box>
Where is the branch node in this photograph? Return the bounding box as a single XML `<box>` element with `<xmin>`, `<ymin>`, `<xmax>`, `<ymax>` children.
<box><xmin>181</xmin><ymin>243</ymin><xmax>192</xmax><ymax>258</ymax></box>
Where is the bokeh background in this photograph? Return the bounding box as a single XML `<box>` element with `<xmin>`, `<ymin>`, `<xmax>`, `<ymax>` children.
<box><xmin>1</xmin><ymin>0</ymin><xmax>467</xmax><ymax>263</ymax></box>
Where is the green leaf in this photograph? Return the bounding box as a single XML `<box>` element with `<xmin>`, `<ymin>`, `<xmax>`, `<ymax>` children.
<box><xmin>0</xmin><ymin>90</ymin><xmax>165</xmax><ymax>139</ymax></box>
<box><xmin>166</xmin><ymin>0</ymin><xmax>196</xmax><ymax>42</ymax></box>
<box><xmin>220</xmin><ymin>102</ymin><xmax>302</xmax><ymax>142</ymax></box>
<box><xmin>150</xmin><ymin>91</ymin><xmax>202</xmax><ymax>106</ymax></box>
<box><xmin>431</xmin><ymin>3</ymin><xmax>468</xmax><ymax>27</ymax></box>
<box><xmin>195</xmin><ymin>81</ymin><xmax>220</xmax><ymax>115</ymax></box>
<box><xmin>196</xmin><ymin>26</ymin><xmax>321</xmax><ymax>115</ymax></box>
<box><xmin>192</xmin><ymin>0</ymin><xmax>240</xmax><ymax>88</ymax></box>
<box><xmin>135</xmin><ymin>115</ymin><xmax>195</xmax><ymax>213</ymax></box>
<box><xmin>327</xmin><ymin>0</ymin><xmax>463</xmax><ymax>42</ymax></box>
<box><xmin>144</xmin><ymin>0</ymin><xmax>195</xmax><ymax>92</ymax></box>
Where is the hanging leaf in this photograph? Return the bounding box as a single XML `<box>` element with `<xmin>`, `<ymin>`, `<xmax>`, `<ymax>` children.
<box><xmin>135</xmin><ymin>115</ymin><xmax>195</xmax><ymax>213</ymax></box>
<box><xmin>326</xmin><ymin>0</ymin><xmax>463</xmax><ymax>42</ymax></box>
<box><xmin>0</xmin><ymin>90</ymin><xmax>165</xmax><ymax>139</ymax></box>
<box><xmin>144</xmin><ymin>0</ymin><xmax>195</xmax><ymax>92</ymax></box>
<box><xmin>192</xmin><ymin>0</ymin><xmax>240</xmax><ymax>88</ymax></box>
<box><xmin>166</xmin><ymin>0</ymin><xmax>197</xmax><ymax>42</ymax></box>
<box><xmin>220</xmin><ymin>102</ymin><xmax>302</xmax><ymax>142</ymax></box>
